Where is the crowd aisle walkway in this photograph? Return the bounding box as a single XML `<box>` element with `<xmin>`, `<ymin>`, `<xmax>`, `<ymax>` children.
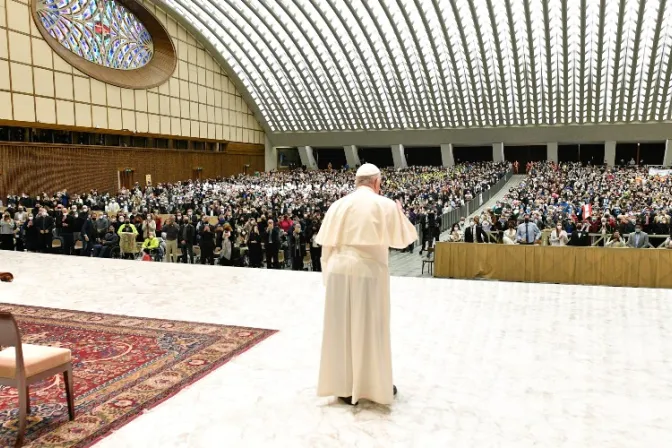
<box><xmin>387</xmin><ymin>174</ymin><xmax>525</xmax><ymax>278</ymax></box>
<box><xmin>441</xmin><ymin>174</ymin><xmax>527</xmax><ymax>238</ymax></box>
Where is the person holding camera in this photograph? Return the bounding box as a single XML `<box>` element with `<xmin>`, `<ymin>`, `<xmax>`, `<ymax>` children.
<box><xmin>289</xmin><ymin>223</ymin><xmax>306</xmax><ymax>271</ymax></box>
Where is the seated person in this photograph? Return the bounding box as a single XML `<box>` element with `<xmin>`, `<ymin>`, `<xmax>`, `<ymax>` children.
<box><xmin>92</xmin><ymin>225</ymin><xmax>119</xmax><ymax>258</ymax></box>
<box><xmin>141</xmin><ymin>248</ymin><xmax>153</xmax><ymax>261</ymax></box>
<box><xmin>142</xmin><ymin>231</ymin><xmax>163</xmax><ymax>261</ymax></box>
<box><xmin>658</xmin><ymin>235</ymin><xmax>672</xmax><ymax>249</ymax></box>
<box><xmin>606</xmin><ymin>231</ymin><xmax>626</xmax><ymax>248</ymax></box>
<box><xmin>448</xmin><ymin>223</ymin><xmax>463</xmax><ymax>242</ymax></box>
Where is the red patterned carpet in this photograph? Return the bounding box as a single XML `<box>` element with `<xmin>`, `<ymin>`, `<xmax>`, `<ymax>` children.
<box><xmin>0</xmin><ymin>303</ymin><xmax>276</xmax><ymax>447</ymax></box>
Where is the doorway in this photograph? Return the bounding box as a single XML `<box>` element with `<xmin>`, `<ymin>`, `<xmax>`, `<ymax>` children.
<box><xmin>503</xmin><ymin>145</ymin><xmax>546</xmax><ymax>167</ymax></box>
<box><xmin>118</xmin><ymin>170</ymin><xmax>134</xmax><ymax>190</ymax></box>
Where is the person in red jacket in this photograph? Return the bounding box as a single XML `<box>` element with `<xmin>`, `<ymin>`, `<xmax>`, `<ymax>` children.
<box><xmin>278</xmin><ymin>215</ymin><xmax>293</xmax><ymax>233</ymax></box>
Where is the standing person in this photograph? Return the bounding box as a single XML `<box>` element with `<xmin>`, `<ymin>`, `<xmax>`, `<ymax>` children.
<box><xmin>627</xmin><ymin>223</ymin><xmax>649</xmax><ymax>248</ymax></box>
<box><xmin>289</xmin><ymin>223</ymin><xmax>306</xmax><ymax>271</ymax></box>
<box><xmin>95</xmin><ymin>213</ymin><xmax>109</xmax><ymax>240</ymax></box>
<box><xmin>34</xmin><ymin>207</ymin><xmax>54</xmax><ymax>253</ymax></box>
<box><xmin>80</xmin><ymin>213</ymin><xmax>96</xmax><ymax>256</ymax></box>
<box><xmin>315</xmin><ymin>163</ymin><xmax>417</xmax><ymax>406</ymax></box>
<box><xmin>179</xmin><ymin>217</ymin><xmax>195</xmax><ymax>264</ymax></box>
<box><xmin>264</xmin><ymin>219</ymin><xmax>280</xmax><ymax>269</ymax></box>
<box><xmin>464</xmin><ymin>216</ymin><xmax>489</xmax><ymax>243</ymax></box>
<box><xmin>549</xmin><ymin>222</ymin><xmax>569</xmax><ymax>246</ymax></box>
<box><xmin>0</xmin><ymin>213</ymin><xmax>15</xmax><ymax>251</ymax></box>
<box><xmin>219</xmin><ymin>226</ymin><xmax>233</xmax><ymax>266</ymax></box>
<box><xmin>515</xmin><ymin>214</ymin><xmax>541</xmax><ymax>245</ymax></box>
<box><xmin>247</xmin><ymin>224</ymin><xmax>263</xmax><ymax>267</ymax></box>
<box><xmin>199</xmin><ymin>225</ymin><xmax>216</xmax><ymax>265</ymax></box>
<box><xmin>308</xmin><ymin>221</ymin><xmax>322</xmax><ymax>272</ymax></box>
<box><xmin>60</xmin><ymin>208</ymin><xmax>75</xmax><ymax>255</ymax></box>
<box><xmin>163</xmin><ymin>217</ymin><xmax>180</xmax><ymax>262</ymax></box>
<box><xmin>23</xmin><ymin>214</ymin><xmax>39</xmax><ymax>252</ymax></box>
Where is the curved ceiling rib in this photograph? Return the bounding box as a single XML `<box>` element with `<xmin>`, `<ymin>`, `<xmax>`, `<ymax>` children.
<box><xmin>326</xmin><ymin>1</ymin><xmax>397</xmax><ymax>128</ymax></box>
<box><xmin>291</xmin><ymin>1</ymin><xmax>371</xmax><ymax>129</ymax></box>
<box><xmin>317</xmin><ymin>0</ymin><xmax>396</xmax><ymax>128</ymax></box>
<box><xmin>156</xmin><ymin>0</ymin><xmax>672</xmax><ymax>133</ymax></box>
<box><xmin>166</xmin><ymin>0</ymin><xmax>293</xmax><ymax>130</ymax></box>
<box><xmin>186</xmin><ymin>0</ymin><xmax>306</xmax><ymax>130</ymax></box>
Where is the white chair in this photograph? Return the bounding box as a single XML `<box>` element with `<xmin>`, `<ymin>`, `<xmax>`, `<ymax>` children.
<box><xmin>0</xmin><ymin>312</ymin><xmax>75</xmax><ymax>446</ymax></box>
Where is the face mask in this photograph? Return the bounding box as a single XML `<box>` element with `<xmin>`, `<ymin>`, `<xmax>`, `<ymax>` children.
<box><xmin>636</xmin><ymin>229</ymin><xmax>641</xmax><ymax>233</ymax></box>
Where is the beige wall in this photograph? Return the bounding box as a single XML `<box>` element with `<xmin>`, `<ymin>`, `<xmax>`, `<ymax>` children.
<box><xmin>0</xmin><ymin>0</ymin><xmax>265</xmax><ymax>145</ymax></box>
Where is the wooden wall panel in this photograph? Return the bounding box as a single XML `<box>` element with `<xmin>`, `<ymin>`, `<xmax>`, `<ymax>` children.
<box><xmin>0</xmin><ymin>143</ymin><xmax>264</xmax><ymax>197</ymax></box>
<box><xmin>434</xmin><ymin>243</ymin><xmax>672</xmax><ymax>289</ymax></box>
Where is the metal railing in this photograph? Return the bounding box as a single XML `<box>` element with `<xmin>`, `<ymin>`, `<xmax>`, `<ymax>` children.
<box><xmin>413</xmin><ymin>171</ymin><xmax>513</xmax><ymax>247</ymax></box>
<box><xmin>453</xmin><ymin>230</ymin><xmax>670</xmax><ymax>248</ymax></box>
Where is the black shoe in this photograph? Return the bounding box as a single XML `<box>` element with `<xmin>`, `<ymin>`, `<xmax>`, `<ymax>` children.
<box><xmin>393</xmin><ymin>385</ymin><xmax>398</xmax><ymax>396</ymax></box>
<box><xmin>339</xmin><ymin>396</ymin><xmax>357</xmax><ymax>406</ymax></box>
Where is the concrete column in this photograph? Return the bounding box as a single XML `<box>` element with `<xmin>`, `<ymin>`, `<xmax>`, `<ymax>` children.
<box><xmin>391</xmin><ymin>144</ymin><xmax>408</xmax><ymax>169</ymax></box>
<box><xmin>264</xmin><ymin>136</ymin><xmax>277</xmax><ymax>171</ymax></box>
<box><xmin>298</xmin><ymin>146</ymin><xmax>318</xmax><ymax>170</ymax></box>
<box><xmin>343</xmin><ymin>145</ymin><xmax>361</xmax><ymax>168</ymax></box>
<box><xmin>664</xmin><ymin>140</ymin><xmax>672</xmax><ymax>167</ymax></box>
<box><xmin>493</xmin><ymin>142</ymin><xmax>504</xmax><ymax>162</ymax></box>
<box><xmin>547</xmin><ymin>142</ymin><xmax>558</xmax><ymax>163</ymax></box>
<box><xmin>440</xmin><ymin>143</ymin><xmax>455</xmax><ymax>167</ymax></box>
<box><xmin>605</xmin><ymin>140</ymin><xmax>616</xmax><ymax>166</ymax></box>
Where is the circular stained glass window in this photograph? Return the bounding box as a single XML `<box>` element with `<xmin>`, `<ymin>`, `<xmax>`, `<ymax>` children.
<box><xmin>36</xmin><ymin>0</ymin><xmax>154</xmax><ymax>71</ymax></box>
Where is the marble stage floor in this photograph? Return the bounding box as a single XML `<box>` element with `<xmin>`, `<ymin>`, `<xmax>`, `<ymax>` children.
<box><xmin>2</xmin><ymin>251</ymin><xmax>672</xmax><ymax>447</ymax></box>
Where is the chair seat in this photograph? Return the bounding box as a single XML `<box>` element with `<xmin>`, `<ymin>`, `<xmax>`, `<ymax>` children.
<box><xmin>0</xmin><ymin>344</ymin><xmax>71</xmax><ymax>379</ymax></box>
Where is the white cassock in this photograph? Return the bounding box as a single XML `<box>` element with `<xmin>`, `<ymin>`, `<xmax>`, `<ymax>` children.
<box><xmin>315</xmin><ymin>186</ymin><xmax>417</xmax><ymax>404</ymax></box>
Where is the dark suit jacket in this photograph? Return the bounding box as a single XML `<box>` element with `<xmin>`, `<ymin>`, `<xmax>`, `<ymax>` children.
<box><xmin>464</xmin><ymin>224</ymin><xmax>488</xmax><ymax>243</ymax></box>
<box><xmin>568</xmin><ymin>230</ymin><xmax>590</xmax><ymax>246</ymax></box>
<box><xmin>289</xmin><ymin>232</ymin><xmax>307</xmax><ymax>257</ymax></box>
<box><xmin>34</xmin><ymin>215</ymin><xmax>54</xmax><ymax>233</ymax></box>
<box><xmin>264</xmin><ymin>227</ymin><xmax>280</xmax><ymax>246</ymax></box>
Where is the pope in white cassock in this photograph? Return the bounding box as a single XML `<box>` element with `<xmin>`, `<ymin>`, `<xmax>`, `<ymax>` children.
<box><xmin>315</xmin><ymin>163</ymin><xmax>418</xmax><ymax>405</ymax></box>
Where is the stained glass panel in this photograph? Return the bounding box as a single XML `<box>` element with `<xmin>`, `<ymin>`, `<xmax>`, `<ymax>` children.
<box><xmin>37</xmin><ymin>0</ymin><xmax>154</xmax><ymax>70</ymax></box>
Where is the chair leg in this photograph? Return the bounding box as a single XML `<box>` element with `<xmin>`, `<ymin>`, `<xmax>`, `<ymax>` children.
<box><xmin>16</xmin><ymin>387</ymin><xmax>27</xmax><ymax>447</ymax></box>
<box><xmin>63</xmin><ymin>367</ymin><xmax>75</xmax><ymax>421</ymax></box>
<box><xmin>25</xmin><ymin>386</ymin><xmax>29</xmax><ymax>414</ymax></box>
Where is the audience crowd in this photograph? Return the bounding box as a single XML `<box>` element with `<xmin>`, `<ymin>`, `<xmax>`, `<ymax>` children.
<box><xmin>0</xmin><ymin>162</ymin><xmax>509</xmax><ymax>267</ymax></box>
<box><xmin>451</xmin><ymin>161</ymin><xmax>672</xmax><ymax>248</ymax></box>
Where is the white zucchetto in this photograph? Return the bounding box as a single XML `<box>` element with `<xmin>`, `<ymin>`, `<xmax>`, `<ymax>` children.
<box><xmin>355</xmin><ymin>163</ymin><xmax>381</xmax><ymax>177</ymax></box>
